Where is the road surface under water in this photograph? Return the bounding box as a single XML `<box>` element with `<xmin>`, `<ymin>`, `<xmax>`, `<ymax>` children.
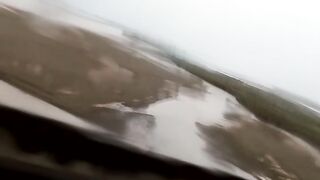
<box><xmin>0</xmin><ymin>3</ymin><xmax>319</xmax><ymax>180</ymax></box>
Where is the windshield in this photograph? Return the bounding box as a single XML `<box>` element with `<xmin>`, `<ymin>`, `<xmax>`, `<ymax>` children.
<box><xmin>0</xmin><ymin>1</ymin><xmax>319</xmax><ymax>180</ymax></box>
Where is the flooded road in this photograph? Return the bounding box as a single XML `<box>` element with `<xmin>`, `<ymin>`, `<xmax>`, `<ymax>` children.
<box><xmin>0</xmin><ymin>4</ymin><xmax>319</xmax><ymax>180</ymax></box>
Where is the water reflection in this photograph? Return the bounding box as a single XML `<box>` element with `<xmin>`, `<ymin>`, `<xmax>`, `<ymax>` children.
<box><xmin>145</xmin><ymin>86</ymin><xmax>236</xmax><ymax>165</ymax></box>
<box><xmin>1</xmin><ymin>4</ymin><xmax>320</xmax><ymax>180</ymax></box>
<box><xmin>0</xmin><ymin>6</ymin><xmax>204</xmax><ymax>141</ymax></box>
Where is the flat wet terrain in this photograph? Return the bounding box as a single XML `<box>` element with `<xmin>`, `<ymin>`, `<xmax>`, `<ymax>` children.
<box><xmin>0</xmin><ymin>4</ymin><xmax>319</xmax><ymax>180</ymax></box>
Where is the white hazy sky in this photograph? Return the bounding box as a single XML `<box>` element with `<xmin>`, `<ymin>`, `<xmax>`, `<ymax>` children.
<box><xmin>62</xmin><ymin>0</ymin><xmax>320</xmax><ymax>105</ymax></box>
<box><xmin>3</xmin><ymin>0</ymin><xmax>320</xmax><ymax>105</ymax></box>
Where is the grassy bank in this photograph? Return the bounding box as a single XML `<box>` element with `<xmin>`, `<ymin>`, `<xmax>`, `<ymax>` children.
<box><xmin>171</xmin><ymin>58</ymin><xmax>320</xmax><ymax>149</ymax></box>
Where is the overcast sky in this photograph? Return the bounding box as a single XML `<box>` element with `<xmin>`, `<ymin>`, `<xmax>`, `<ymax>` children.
<box><xmin>2</xmin><ymin>0</ymin><xmax>320</xmax><ymax>105</ymax></box>
<box><xmin>61</xmin><ymin>0</ymin><xmax>320</xmax><ymax>105</ymax></box>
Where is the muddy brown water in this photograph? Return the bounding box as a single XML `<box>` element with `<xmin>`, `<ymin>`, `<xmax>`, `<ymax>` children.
<box><xmin>0</xmin><ymin>4</ymin><xmax>319</xmax><ymax>180</ymax></box>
